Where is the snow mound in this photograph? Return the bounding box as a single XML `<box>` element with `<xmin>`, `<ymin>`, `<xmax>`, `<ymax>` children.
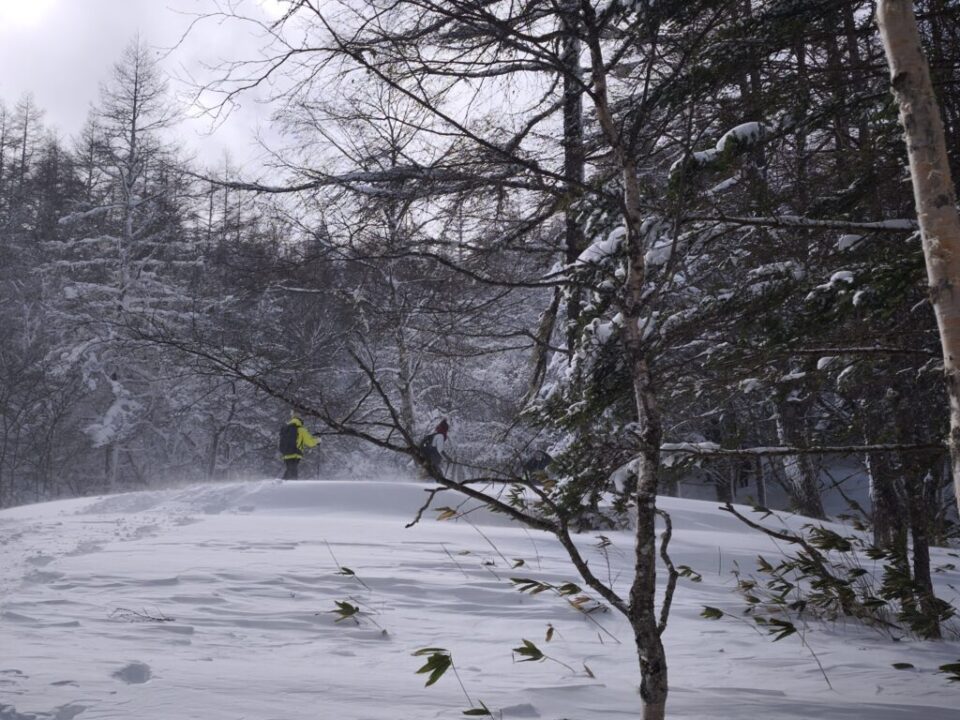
<box><xmin>79</xmin><ymin>480</ymin><xmax>450</xmax><ymax>519</ymax></box>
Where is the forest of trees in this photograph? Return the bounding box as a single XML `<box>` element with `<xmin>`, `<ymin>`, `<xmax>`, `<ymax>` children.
<box><xmin>2</xmin><ymin>2</ymin><xmax>960</xmax><ymax>718</ymax></box>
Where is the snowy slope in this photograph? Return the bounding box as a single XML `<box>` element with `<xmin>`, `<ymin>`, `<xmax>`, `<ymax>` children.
<box><xmin>1</xmin><ymin>480</ymin><xmax>958</xmax><ymax>720</ymax></box>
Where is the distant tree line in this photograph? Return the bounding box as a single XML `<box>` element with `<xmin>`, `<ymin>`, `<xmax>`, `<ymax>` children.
<box><xmin>0</xmin><ymin>40</ymin><xmax>339</xmax><ymax>503</ymax></box>
<box><xmin>0</xmin><ymin>37</ymin><xmax>538</xmax><ymax>508</ymax></box>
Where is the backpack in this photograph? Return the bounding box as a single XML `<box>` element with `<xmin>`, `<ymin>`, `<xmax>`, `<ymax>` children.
<box><xmin>279</xmin><ymin>423</ymin><xmax>299</xmax><ymax>455</ymax></box>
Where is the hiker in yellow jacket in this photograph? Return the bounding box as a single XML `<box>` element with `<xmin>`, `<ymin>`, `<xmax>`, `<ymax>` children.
<box><xmin>278</xmin><ymin>416</ymin><xmax>318</xmax><ymax>480</ymax></box>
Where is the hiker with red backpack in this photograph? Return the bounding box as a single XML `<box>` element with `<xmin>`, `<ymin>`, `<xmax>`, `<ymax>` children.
<box><xmin>278</xmin><ymin>415</ymin><xmax>318</xmax><ymax>480</ymax></box>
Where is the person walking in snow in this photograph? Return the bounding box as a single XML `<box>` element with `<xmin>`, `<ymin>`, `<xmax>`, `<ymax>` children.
<box><xmin>278</xmin><ymin>415</ymin><xmax>318</xmax><ymax>480</ymax></box>
<box><xmin>522</xmin><ymin>449</ymin><xmax>553</xmax><ymax>484</ymax></box>
<box><xmin>419</xmin><ymin>418</ymin><xmax>451</xmax><ymax>476</ymax></box>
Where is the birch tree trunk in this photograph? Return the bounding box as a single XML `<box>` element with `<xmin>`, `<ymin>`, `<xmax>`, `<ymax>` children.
<box><xmin>755</xmin><ymin>457</ymin><xmax>767</xmax><ymax>508</ymax></box>
<box><xmin>522</xmin><ymin>289</ymin><xmax>561</xmax><ymax>405</ymax></box>
<box><xmin>584</xmin><ymin>6</ymin><xmax>668</xmax><ymax>717</ymax></box>
<box><xmin>877</xmin><ymin>0</ymin><xmax>960</xmax><ymax>519</ymax></box>
<box><xmin>772</xmin><ymin>399</ymin><xmax>825</xmax><ymax>519</ymax></box>
<box><xmin>396</xmin><ymin>327</ymin><xmax>417</xmax><ymax>435</ymax></box>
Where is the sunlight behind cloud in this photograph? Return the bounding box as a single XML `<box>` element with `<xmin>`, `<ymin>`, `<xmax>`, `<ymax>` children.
<box><xmin>257</xmin><ymin>0</ymin><xmax>286</xmax><ymax>19</ymax></box>
<box><xmin>0</xmin><ymin>0</ymin><xmax>58</xmax><ymax>30</ymax></box>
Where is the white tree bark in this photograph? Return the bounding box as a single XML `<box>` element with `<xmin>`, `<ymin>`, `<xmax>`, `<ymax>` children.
<box><xmin>877</xmin><ymin>0</ymin><xmax>960</xmax><ymax>518</ymax></box>
<box><xmin>773</xmin><ymin>400</ymin><xmax>825</xmax><ymax>519</ymax></box>
<box><xmin>396</xmin><ymin>327</ymin><xmax>417</xmax><ymax>435</ymax></box>
<box><xmin>585</xmin><ymin>9</ymin><xmax>668</xmax><ymax>718</ymax></box>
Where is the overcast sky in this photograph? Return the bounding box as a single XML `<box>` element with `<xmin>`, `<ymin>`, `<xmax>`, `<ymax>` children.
<box><xmin>0</xmin><ymin>0</ymin><xmax>282</xmax><ymax>168</ymax></box>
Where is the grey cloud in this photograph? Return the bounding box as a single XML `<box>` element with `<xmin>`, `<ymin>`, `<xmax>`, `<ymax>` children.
<box><xmin>0</xmin><ymin>0</ymin><xmax>277</xmax><ymax>166</ymax></box>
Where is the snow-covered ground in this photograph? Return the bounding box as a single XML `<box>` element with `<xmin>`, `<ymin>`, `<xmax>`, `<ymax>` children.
<box><xmin>1</xmin><ymin>480</ymin><xmax>958</xmax><ymax>720</ymax></box>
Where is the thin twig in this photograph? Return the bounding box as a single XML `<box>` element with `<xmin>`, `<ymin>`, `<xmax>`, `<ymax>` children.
<box><xmin>655</xmin><ymin>509</ymin><xmax>679</xmax><ymax>636</ymax></box>
<box><xmin>663</xmin><ymin>442</ymin><xmax>945</xmax><ymax>458</ymax></box>
<box><xmin>441</xmin><ymin>543</ymin><xmax>471</xmax><ymax>580</ymax></box>
<box><xmin>522</xmin><ymin>527</ymin><xmax>543</xmax><ymax>571</ymax></box>
<box><xmin>797</xmin><ymin>618</ymin><xmax>834</xmax><ymax>691</ymax></box>
<box><xmin>463</xmin><ymin>516</ymin><xmax>514</xmax><ymax>568</ymax></box>
<box><xmin>326</xmin><ymin>540</ymin><xmax>371</xmax><ymax>590</ymax></box>
<box><xmin>406</xmin><ymin>487</ymin><xmax>448</xmax><ymax>528</ymax></box>
<box><xmin>348</xmin><ymin>595</ymin><xmax>384</xmax><ymax>630</ymax></box>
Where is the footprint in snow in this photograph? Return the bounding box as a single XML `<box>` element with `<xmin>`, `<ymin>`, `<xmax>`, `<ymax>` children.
<box><xmin>23</xmin><ymin>570</ymin><xmax>64</xmax><ymax>585</ymax></box>
<box><xmin>65</xmin><ymin>541</ymin><xmax>103</xmax><ymax>557</ymax></box>
<box><xmin>0</xmin><ymin>704</ymin><xmax>40</xmax><ymax>720</ymax></box>
<box><xmin>112</xmin><ymin>662</ymin><xmax>152</xmax><ymax>684</ymax></box>
<box><xmin>501</xmin><ymin>704</ymin><xmax>540</xmax><ymax>718</ymax></box>
<box><xmin>53</xmin><ymin>704</ymin><xmax>87</xmax><ymax>720</ymax></box>
<box><xmin>130</xmin><ymin>525</ymin><xmax>159</xmax><ymax>539</ymax></box>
